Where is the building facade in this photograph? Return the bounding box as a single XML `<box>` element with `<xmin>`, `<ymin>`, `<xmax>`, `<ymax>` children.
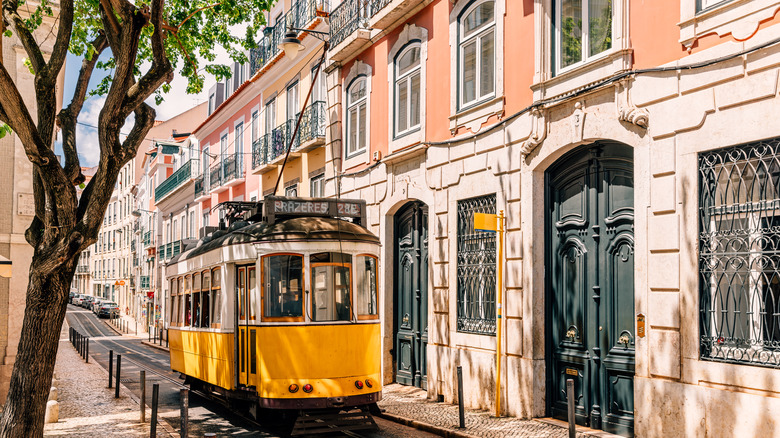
<box><xmin>323</xmin><ymin>0</ymin><xmax>780</xmax><ymax>436</ymax></box>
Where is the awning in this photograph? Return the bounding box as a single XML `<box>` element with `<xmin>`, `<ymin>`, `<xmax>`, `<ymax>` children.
<box><xmin>0</xmin><ymin>255</ymin><xmax>10</xmax><ymax>278</ymax></box>
<box><xmin>155</xmin><ymin>140</ymin><xmax>183</xmax><ymax>155</ymax></box>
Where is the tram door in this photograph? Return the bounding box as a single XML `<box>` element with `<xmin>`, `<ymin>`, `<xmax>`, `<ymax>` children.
<box><xmin>237</xmin><ymin>265</ymin><xmax>259</xmax><ymax>389</ymax></box>
<box><xmin>394</xmin><ymin>202</ymin><xmax>428</xmax><ymax>388</ymax></box>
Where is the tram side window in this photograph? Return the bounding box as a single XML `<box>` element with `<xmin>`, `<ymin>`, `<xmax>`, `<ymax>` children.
<box><xmin>355</xmin><ymin>255</ymin><xmax>379</xmax><ymax>320</ymax></box>
<box><xmin>211</xmin><ymin>268</ymin><xmax>221</xmax><ymax>327</ymax></box>
<box><xmin>310</xmin><ymin>252</ymin><xmax>352</xmax><ymax>322</ymax></box>
<box><xmin>262</xmin><ymin>254</ymin><xmax>304</xmax><ymax>321</ymax></box>
<box><xmin>188</xmin><ymin>273</ymin><xmax>199</xmax><ymax>327</ymax></box>
<box><xmin>200</xmin><ymin>270</ymin><xmax>211</xmax><ymax>328</ymax></box>
<box><xmin>168</xmin><ymin>278</ymin><xmax>176</xmax><ymax>325</ymax></box>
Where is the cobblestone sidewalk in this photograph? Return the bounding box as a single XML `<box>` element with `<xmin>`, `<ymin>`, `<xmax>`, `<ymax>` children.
<box><xmin>44</xmin><ymin>322</ymin><xmax>173</xmax><ymax>437</ymax></box>
<box><xmin>378</xmin><ymin>384</ymin><xmax>616</xmax><ymax>438</ymax></box>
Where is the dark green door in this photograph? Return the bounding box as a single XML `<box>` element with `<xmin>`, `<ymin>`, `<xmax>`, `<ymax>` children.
<box><xmin>546</xmin><ymin>142</ymin><xmax>635</xmax><ymax>437</ymax></box>
<box><xmin>394</xmin><ymin>202</ymin><xmax>428</xmax><ymax>388</ymax></box>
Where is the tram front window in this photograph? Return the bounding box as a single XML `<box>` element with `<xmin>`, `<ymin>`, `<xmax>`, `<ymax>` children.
<box><xmin>310</xmin><ymin>252</ymin><xmax>352</xmax><ymax>322</ymax></box>
<box><xmin>355</xmin><ymin>255</ymin><xmax>379</xmax><ymax>319</ymax></box>
<box><xmin>263</xmin><ymin>254</ymin><xmax>304</xmax><ymax>320</ymax></box>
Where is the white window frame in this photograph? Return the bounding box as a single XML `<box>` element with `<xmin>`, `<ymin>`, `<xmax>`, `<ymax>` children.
<box><xmin>553</xmin><ymin>0</ymin><xmax>614</xmax><ymax>74</ymax></box>
<box><xmin>287</xmin><ymin>80</ymin><xmax>300</xmax><ymax>121</ymax></box>
<box><xmin>234</xmin><ymin>119</ymin><xmax>245</xmax><ymax>176</ymax></box>
<box><xmin>251</xmin><ymin>108</ymin><xmax>260</xmax><ymax>145</ymax></box>
<box><xmin>449</xmin><ymin>0</ymin><xmax>505</xmax><ymax>133</ymax></box>
<box><xmin>458</xmin><ymin>0</ymin><xmax>496</xmax><ymax>109</ymax></box>
<box><xmin>346</xmin><ymin>77</ymin><xmax>368</xmax><ymax>158</ymax></box>
<box><xmin>342</xmin><ymin>61</ymin><xmax>372</xmax><ymax>170</ymax></box>
<box><xmin>388</xmin><ymin>24</ymin><xmax>428</xmax><ymax>152</ymax></box>
<box><xmin>394</xmin><ymin>44</ymin><xmax>422</xmax><ymax>138</ymax></box>
<box><xmin>310</xmin><ymin>173</ymin><xmax>325</xmax><ymax>197</ymax></box>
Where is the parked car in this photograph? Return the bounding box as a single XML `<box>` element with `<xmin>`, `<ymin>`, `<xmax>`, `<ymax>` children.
<box><xmin>69</xmin><ymin>291</ymin><xmax>76</xmax><ymax>303</ymax></box>
<box><xmin>97</xmin><ymin>302</ymin><xmax>119</xmax><ymax>318</ymax></box>
<box><xmin>81</xmin><ymin>296</ymin><xmax>94</xmax><ymax>309</ymax></box>
<box><xmin>92</xmin><ymin>299</ymin><xmax>104</xmax><ymax>313</ymax></box>
<box><xmin>73</xmin><ymin>294</ymin><xmax>84</xmax><ymax>306</ymax></box>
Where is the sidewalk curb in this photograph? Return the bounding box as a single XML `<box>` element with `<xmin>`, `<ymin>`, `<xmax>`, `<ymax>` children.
<box><xmin>141</xmin><ymin>340</ymin><xmax>170</xmax><ymax>353</ymax></box>
<box><xmin>63</xmin><ymin>320</ymin><xmax>178</xmax><ymax>437</ymax></box>
<box><xmin>376</xmin><ymin>411</ymin><xmax>475</xmax><ymax>438</ymax></box>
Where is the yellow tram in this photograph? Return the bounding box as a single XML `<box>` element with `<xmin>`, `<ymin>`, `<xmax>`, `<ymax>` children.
<box><xmin>165</xmin><ymin>197</ymin><xmax>382</xmax><ymax>416</ymax></box>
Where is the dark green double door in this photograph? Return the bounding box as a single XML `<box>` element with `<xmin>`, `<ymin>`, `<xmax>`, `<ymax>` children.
<box><xmin>394</xmin><ymin>202</ymin><xmax>428</xmax><ymax>388</ymax></box>
<box><xmin>546</xmin><ymin>143</ymin><xmax>635</xmax><ymax>437</ymax></box>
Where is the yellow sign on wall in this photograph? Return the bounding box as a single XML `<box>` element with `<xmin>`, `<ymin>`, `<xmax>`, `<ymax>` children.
<box><xmin>473</xmin><ymin>213</ymin><xmax>498</xmax><ymax>233</ymax></box>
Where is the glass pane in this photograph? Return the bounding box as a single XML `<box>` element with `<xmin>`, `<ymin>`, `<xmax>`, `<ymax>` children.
<box><xmin>411</xmin><ymin>73</ymin><xmax>421</xmax><ymax>129</ymax></box>
<box><xmin>249</xmin><ymin>267</ymin><xmax>258</xmax><ymax>321</ymax></box>
<box><xmin>480</xmin><ymin>31</ymin><xmax>495</xmax><ymax>99</ymax></box>
<box><xmin>212</xmin><ymin>287</ymin><xmax>222</xmax><ymax>325</ymax></box>
<box><xmin>358</xmin><ymin>103</ymin><xmax>366</xmax><ymax>150</ymax></box>
<box><xmin>589</xmin><ymin>0</ymin><xmax>612</xmax><ymax>57</ymax></box>
<box><xmin>191</xmin><ymin>292</ymin><xmax>200</xmax><ymax>327</ymax></box>
<box><xmin>349</xmin><ymin>108</ymin><xmax>358</xmax><ymax>154</ymax></box>
<box><xmin>560</xmin><ymin>0</ymin><xmax>583</xmax><ymax>68</ymax></box>
<box><xmin>201</xmin><ymin>289</ymin><xmax>210</xmax><ymax>327</ymax></box>
<box><xmin>462</xmin><ymin>41</ymin><xmax>477</xmax><ymax>105</ymax></box>
<box><xmin>349</xmin><ymin>79</ymin><xmax>366</xmax><ymax>105</ymax></box>
<box><xmin>397</xmin><ymin>80</ymin><xmax>409</xmax><ymax>133</ymax></box>
<box><xmin>184</xmin><ymin>291</ymin><xmax>192</xmax><ymax>326</ymax></box>
<box><xmin>397</xmin><ymin>46</ymin><xmax>421</xmax><ymax>77</ymax></box>
<box><xmin>463</xmin><ymin>1</ymin><xmax>495</xmax><ymax>38</ymax></box>
<box><xmin>238</xmin><ymin>268</ymin><xmax>246</xmax><ymax>320</ymax></box>
<box><xmin>355</xmin><ymin>256</ymin><xmax>378</xmax><ymax>317</ymax></box>
<box><xmin>263</xmin><ymin>255</ymin><xmax>304</xmax><ymax>318</ymax></box>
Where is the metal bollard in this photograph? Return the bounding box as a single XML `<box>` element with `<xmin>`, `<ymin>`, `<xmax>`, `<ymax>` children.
<box><xmin>108</xmin><ymin>350</ymin><xmax>113</xmax><ymax>388</ymax></box>
<box><xmin>180</xmin><ymin>387</ymin><xmax>189</xmax><ymax>438</ymax></box>
<box><xmin>567</xmin><ymin>379</ymin><xmax>575</xmax><ymax>438</ymax></box>
<box><xmin>457</xmin><ymin>365</ymin><xmax>465</xmax><ymax>428</ymax></box>
<box><xmin>115</xmin><ymin>355</ymin><xmax>121</xmax><ymax>398</ymax></box>
<box><xmin>150</xmin><ymin>383</ymin><xmax>159</xmax><ymax>438</ymax></box>
<box><xmin>148</xmin><ymin>327</ymin><xmax>151</xmax><ymax>342</ymax></box>
<box><xmin>140</xmin><ymin>370</ymin><xmax>146</xmax><ymax>423</ymax></box>
<box><xmin>85</xmin><ymin>338</ymin><xmax>89</xmax><ymax>363</ymax></box>
<box><xmin>166</xmin><ymin>329</ymin><xmax>169</xmax><ymax>348</ymax></box>
<box><xmin>69</xmin><ymin>327</ymin><xmax>72</xmax><ymax>345</ymax></box>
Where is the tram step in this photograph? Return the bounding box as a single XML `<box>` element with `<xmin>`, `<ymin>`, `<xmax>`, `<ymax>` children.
<box><xmin>291</xmin><ymin>408</ymin><xmax>378</xmax><ymax>436</ymax></box>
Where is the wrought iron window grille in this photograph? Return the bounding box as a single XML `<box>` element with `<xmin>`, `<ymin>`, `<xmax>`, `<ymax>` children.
<box><xmin>699</xmin><ymin>138</ymin><xmax>780</xmax><ymax>368</ymax></box>
<box><xmin>456</xmin><ymin>194</ymin><xmax>497</xmax><ymax>335</ymax></box>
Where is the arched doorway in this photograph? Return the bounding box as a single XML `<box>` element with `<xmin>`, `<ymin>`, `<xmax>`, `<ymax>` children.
<box><xmin>545</xmin><ymin>142</ymin><xmax>635</xmax><ymax>436</ymax></box>
<box><xmin>394</xmin><ymin>201</ymin><xmax>428</xmax><ymax>388</ymax></box>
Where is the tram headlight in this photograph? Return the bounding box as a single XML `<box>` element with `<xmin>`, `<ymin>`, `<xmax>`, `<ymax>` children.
<box><xmin>288</xmin><ymin>384</ymin><xmax>299</xmax><ymax>393</ymax></box>
<box><xmin>354</xmin><ymin>380</ymin><xmax>364</xmax><ymax>390</ymax></box>
<box><xmin>303</xmin><ymin>384</ymin><xmax>313</xmax><ymax>393</ymax></box>
<box><xmin>365</xmin><ymin>379</ymin><xmax>373</xmax><ymax>388</ymax></box>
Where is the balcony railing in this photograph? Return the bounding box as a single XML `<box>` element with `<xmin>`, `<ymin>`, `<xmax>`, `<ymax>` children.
<box><xmin>209</xmin><ymin>164</ymin><xmax>222</xmax><ymax>191</ymax></box>
<box><xmin>158</xmin><ymin>240</ymin><xmax>183</xmax><ymax>260</ymax></box>
<box><xmin>76</xmin><ymin>266</ymin><xmax>89</xmax><ymax>274</ymax></box>
<box><xmin>252</xmin><ymin>101</ymin><xmax>325</xmax><ymax>170</ymax></box>
<box><xmin>329</xmin><ymin>0</ymin><xmax>391</xmax><ymax>47</ymax></box>
<box><xmin>142</xmin><ymin>231</ymin><xmax>152</xmax><ymax>247</ymax></box>
<box><xmin>141</xmin><ymin>276</ymin><xmax>150</xmax><ymax>290</ymax></box>
<box><xmin>209</xmin><ymin>152</ymin><xmax>242</xmax><ymax>191</ymax></box>
<box><xmin>155</xmin><ymin>160</ymin><xmax>194</xmax><ymax>201</ymax></box>
<box><xmin>250</xmin><ymin>0</ymin><xmax>329</xmax><ymax>76</ymax></box>
<box><xmin>194</xmin><ymin>174</ymin><xmax>206</xmax><ymax>199</ymax></box>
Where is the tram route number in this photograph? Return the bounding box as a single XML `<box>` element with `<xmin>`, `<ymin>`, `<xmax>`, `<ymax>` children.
<box><xmin>336</xmin><ymin>202</ymin><xmax>361</xmax><ymax>217</ymax></box>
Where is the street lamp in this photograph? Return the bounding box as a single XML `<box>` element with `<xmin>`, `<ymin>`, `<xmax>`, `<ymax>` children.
<box><xmin>132</xmin><ymin>209</ymin><xmax>155</xmax><ymax>218</ymax></box>
<box><xmin>278</xmin><ymin>27</ymin><xmax>330</xmax><ymax>62</ymax></box>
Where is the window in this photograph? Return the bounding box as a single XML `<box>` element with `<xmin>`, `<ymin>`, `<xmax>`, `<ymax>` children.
<box><xmin>265</xmin><ymin>98</ymin><xmax>276</xmax><ymax>135</ymax></box>
<box><xmin>699</xmin><ymin>139</ymin><xmax>780</xmax><ymax>368</ymax></box>
<box><xmin>200</xmin><ymin>270</ymin><xmax>211</xmax><ymax>327</ymax></box>
<box><xmin>189</xmin><ymin>212</ymin><xmax>195</xmax><ymax>239</ymax></box>
<box><xmin>211</xmin><ymin>268</ymin><xmax>221</xmax><ymax>326</ymax></box>
<box><xmin>287</xmin><ymin>81</ymin><xmax>299</xmax><ymax>121</ymax></box>
<box><xmin>203</xmin><ymin>211</ymin><xmax>210</xmax><ymax>229</ymax></box>
<box><xmin>555</xmin><ymin>0</ymin><xmax>612</xmax><ymax>71</ymax></box>
<box><xmin>355</xmin><ymin>255</ymin><xmax>379</xmax><ymax>320</ymax></box>
<box><xmin>208</xmin><ymin>94</ymin><xmax>215</xmax><ymax>115</ymax></box>
<box><xmin>220</xmin><ymin>133</ymin><xmax>228</xmax><ymax>178</ymax></box>
<box><xmin>262</xmin><ymin>254</ymin><xmax>304</xmax><ymax>321</ymax></box>
<box><xmin>456</xmin><ymin>194</ymin><xmax>497</xmax><ymax>335</ymax></box>
<box><xmin>310</xmin><ymin>252</ymin><xmax>352</xmax><ymax>322</ymax></box>
<box><xmin>285</xmin><ymin>184</ymin><xmax>298</xmax><ymax>197</ymax></box>
<box><xmin>459</xmin><ymin>1</ymin><xmax>495</xmax><ymax>108</ymax></box>
<box><xmin>310</xmin><ymin>174</ymin><xmax>325</xmax><ymax>197</ymax></box>
<box><xmin>251</xmin><ymin>110</ymin><xmax>259</xmax><ymax>144</ymax></box>
<box><xmin>346</xmin><ymin>77</ymin><xmax>368</xmax><ymax>157</ymax></box>
<box><xmin>235</xmin><ymin>122</ymin><xmax>244</xmax><ymax>175</ymax></box>
<box><xmin>311</xmin><ymin>64</ymin><xmax>326</xmax><ymax>104</ymax></box>
<box><xmin>394</xmin><ymin>44</ymin><xmax>422</xmax><ymax>138</ymax></box>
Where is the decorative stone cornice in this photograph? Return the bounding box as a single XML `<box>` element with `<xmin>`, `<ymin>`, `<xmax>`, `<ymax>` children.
<box><xmin>615</xmin><ymin>79</ymin><xmax>649</xmax><ymax>128</ymax></box>
<box><xmin>520</xmin><ymin>107</ymin><xmax>547</xmax><ymax>156</ymax></box>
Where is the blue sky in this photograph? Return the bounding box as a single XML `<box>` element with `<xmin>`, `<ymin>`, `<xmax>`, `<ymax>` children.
<box><xmin>55</xmin><ymin>50</ymin><xmax>219</xmax><ymax>167</ymax></box>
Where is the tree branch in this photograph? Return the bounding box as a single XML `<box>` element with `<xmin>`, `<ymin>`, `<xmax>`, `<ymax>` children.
<box><xmin>57</xmin><ymin>34</ymin><xmax>108</xmax><ymax>185</ymax></box>
<box><xmin>40</xmin><ymin>0</ymin><xmax>74</xmax><ymax>85</ymax></box>
<box><xmin>124</xmin><ymin>0</ymin><xmax>172</xmax><ymax>111</ymax></box>
<box><xmin>0</xmin><ymin>63</ymin><xmax>52</xmax><ymax>167</ymax></box>
<box><xmin>1</xmin><ymin>0</ymin><xmax>46</xmax><ymax>73</ymax></box>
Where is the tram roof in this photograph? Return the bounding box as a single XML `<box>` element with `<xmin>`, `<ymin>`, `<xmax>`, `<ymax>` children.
<box><xmin>176</xmin><ymin>216</ymin><xmax>380</xmax><ymax>263</ymax></box>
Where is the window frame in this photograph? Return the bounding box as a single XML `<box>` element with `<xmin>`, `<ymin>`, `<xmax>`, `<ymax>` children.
<box><xmin>553</xmin><ymin>0</ymin><xmax>615</xmax><ymax>75</ymax></box>
<box><xmin>309</xmin><ymin>257</ymin><xmax>354</xmax><ymax>323</ymax></box>
<box><xmin>261</xmin><ymin>253</ymin><xmax>306</xmax><ymax>323</ymax></box>
<box><xmin>458</xmin><ymin>0</ymin><xmax>497</xmax><ymax>110</ymax></box>
<box><xmin>346</xmin><ymin>76</ymin><xmax>368</xmax><ymax>159</ymax></box>
<box><xmin>355</xmin><ymin>254</ymin><xmax>379</xmax><ymax>321</ymax></box>
<box><xmin>394</xmin><ymin>42</ymin><xmax>423</xmax><ymax>139</ymax></box>
<box><xmin>211</xmin><ymin>267</ymin><xmax>222</xmax><ymax>328</ymax></box>
<box><xmin>310</xmin><ymin>173</ymin><xmax>325</xmax><ymax>198</ymax></box>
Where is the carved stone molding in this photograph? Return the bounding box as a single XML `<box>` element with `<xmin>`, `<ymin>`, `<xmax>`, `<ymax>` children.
<box><xmin>615</xmin><ymin>79</ymin><xmax>649</xmax><ymax>128</ymax></box>
<box><xmin>520</xmin><ymin>107</ymin><xmax>548</xmax><ymax>156</ymax></box>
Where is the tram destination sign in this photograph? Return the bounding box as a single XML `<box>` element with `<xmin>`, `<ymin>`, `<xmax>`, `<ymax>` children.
<box><xmin>264</xmin><ymin>196</ymin><xmax>367</xmax><ymax>226</ymax></box>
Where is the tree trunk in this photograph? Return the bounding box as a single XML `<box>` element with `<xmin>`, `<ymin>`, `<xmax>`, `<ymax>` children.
<box><xmin>0</xmin><ymin>258</ymin><xmax>73</xmax><ymax>437</ymax></box>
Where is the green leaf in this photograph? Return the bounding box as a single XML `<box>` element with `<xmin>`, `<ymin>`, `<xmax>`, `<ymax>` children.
<box><xmin>0</xmin><ymin>123</ymin><xmax>12</xmax><ymax>139</ymax></box>
<box><xmin>2</xmin><ymin>30</ymin><xmax>11</xmax><ymax>38</ymax></box>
